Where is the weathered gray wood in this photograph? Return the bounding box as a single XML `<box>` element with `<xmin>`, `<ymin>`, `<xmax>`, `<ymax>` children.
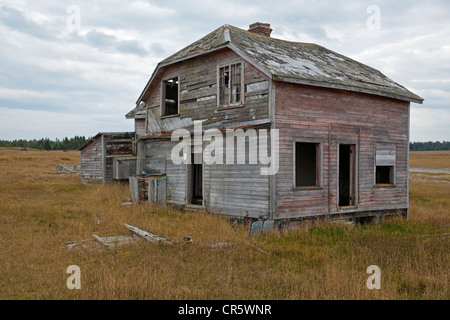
<box><xmin>92</xmin><ymin>234</ymin><xmax>137</xmax><ymax>248</ymax></box>
<box><xmin>157</xmin><ymin>176</ymin><xmax>167</xmax><ymax>205</ymax></box>
<box><xmin>129</xmin><ymin>176</ymin><xmax>139</xmax><ymax>203</ymax></box>
<box><xmin>140</xmin><ymin>50</ymin><xmax>270</xmax><ymax>136</ymax></box>
<box><xmin>376</xmin><ymin>145</ymin><xmax>396</xmax><ymax>166</ymax></box>
<box><xmin>113</xmin><ymin>158</ymin><xmax>137</xmax><ymax>180</ymax></box>
<box><xmin>80</xmin><ymin>132</ymin><xmax>135</xmax><ymax>183</ymax></box>
<box><xmin>80</xmin><ymin>135</ymin><xmax>103</xmax><ymax>183</ymax></box>
<box><xmin>148</xmin><ymin>178</ymin><xmax>156</xmax><ymax>204</ymax></box>
<box><xmin>123</xmin><ymin>224</ymin><xmax>172</xmax><ymax>244</ymax></box>
<box><xmin>147</xmin><ymin>177</ymin><xmax>166</xmax><ymax>205</ymax></box>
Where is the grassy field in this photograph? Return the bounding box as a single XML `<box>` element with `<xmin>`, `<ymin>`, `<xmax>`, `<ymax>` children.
<box><xmin>0</xmin><ymin>148</ymin><xmax>448</xmax><ymax>300</ymax></box>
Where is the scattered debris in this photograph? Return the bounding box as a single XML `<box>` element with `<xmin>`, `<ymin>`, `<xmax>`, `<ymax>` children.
<box><xmin>330</xmin><ymin>219</ymin><xmax>355</xmax><ymax>226</ymax></box>
<box><xmin>0</xmin><ymin>240</ymin><xmax>9</xmax><ymax>248</ymax></box>
<box><xmin>420</xmin><ymin>233</ymin><xmax>450</xmax><ymax>238</ymax></box>
<box><xmin>249</xmin><ymin>220</ymin><xmax>276</xmax><ymax>236</ymax></box>
<box><xmin>92</xmin><ymin>234</ymin><xmax>139</xmax><ymax>248</ymax></box>
<box><xmin>63</xmin><ymin>239</ymin><xmax>100</xmax><ymax>253</ymax></box>
<box><xmin>64</xmin><ymin>224</ymin><xmax>267</xmax><ymax>253</ymax></box>
<box><xmin>124</xmin><ymin>224</ymin><xmax>173</xmax><ymax>245</ymax></box>
<box><xmin>208</xmin><ymin>242</ymin><xmax>229</xmax><ymax>248</ymax></box>
<box><xmin>121</xmin><ymin>202</ymin><xmax>135</xmax><ymax>206</ymax></box>
<box><xmin>56</xmin><ymin>164</ymin><xmax>81</xmax><ymax>174</ymax></box>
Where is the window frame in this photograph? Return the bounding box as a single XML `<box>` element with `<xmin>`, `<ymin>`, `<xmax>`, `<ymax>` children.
<box><xmin>293</xmin><ymin>141</ymin><xmax>322</xmax><ymax>190</ymax></box>
<box><xmin>374</xmin><ymin>145</ymin><xmax>396</xmax><ymax>187</ymax></box>
<box><xmin>217</xmin><ymin>61</ymin><xmax>245</xmax><ymax>108</ymax></box>
<box><xmin>161</xmin><ymin>76</ymin><xmax>180</xmax><ymax>118</ymax></box>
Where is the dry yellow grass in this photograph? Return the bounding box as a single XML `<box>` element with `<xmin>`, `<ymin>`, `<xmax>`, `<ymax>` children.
<box><xmin>0</xmin><ymin>148</ymin><xmax>448</xmax><ymax>300</ymax></box>
<box><xmin>410</xmin><ymin>150</ymin><xmax>450</xmax><ymax>169</ymax></box>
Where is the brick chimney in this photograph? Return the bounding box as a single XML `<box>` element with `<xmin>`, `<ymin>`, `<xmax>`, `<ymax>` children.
<box><xmin>248</xmin><ymin>22</ymin><xmax>273</xmax><ymax>37</ymax></box>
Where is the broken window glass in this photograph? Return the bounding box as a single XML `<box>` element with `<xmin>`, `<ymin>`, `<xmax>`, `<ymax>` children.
<box><xmin>219</xmin><ymin>62</ymin><xmax>242</xmax><ymax>106</ymax></box>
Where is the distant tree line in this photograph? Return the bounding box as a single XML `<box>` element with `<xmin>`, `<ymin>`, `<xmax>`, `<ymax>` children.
<box><xmin>0</xmin><ymin>137</ymin><xmax>448</xmax><ymax>151</ymax></box>
<box><xmin>410</xmin><ymin>141</ymin><xmax>450</xmax><ymax>151</ymax></box>
<box><xmin>0</xmin><ymin>136</ymin><xmax>90</xmax><ymax>151</ymax></box>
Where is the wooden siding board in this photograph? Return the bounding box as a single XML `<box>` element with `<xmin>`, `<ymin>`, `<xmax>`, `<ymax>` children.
<box><xmin>204</xmin><ymin>135</ymin><xmax>270</xmax><ymax>219</ymax></box>
<box><xmin>80</xmin><ymin>136</ymin><xmax>103</xmax><ymax>183</ymax></box>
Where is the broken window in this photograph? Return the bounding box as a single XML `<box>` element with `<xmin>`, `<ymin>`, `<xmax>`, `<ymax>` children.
<box><xmin>295</xmin><ymin>142</ymin><xmax>320</xmax><ymax>187</ymax></box>
<box><xmin>161</xmin><ymin>77</ymin><xmax>179</xmax><ymax>117</ymax></box>
<box><xmin>375</xmin><ymin>145</ymin><xmax>395</xmax><ymax>185</ymax></box>
<box><xmin>218</xmin><ymin>62</ymin><xmax>243</xmax><ymax>107</ymax></box>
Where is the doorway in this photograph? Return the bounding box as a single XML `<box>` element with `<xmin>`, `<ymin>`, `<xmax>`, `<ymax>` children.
<box><xmin>190</xmin><ymin>152</ymin><xmax>203</xmax><ymax>205</ymax></box>
<box><xmin>339</xmin><ymin>144</ymin><xmax>356</xmax><ymax>207</ymax></box>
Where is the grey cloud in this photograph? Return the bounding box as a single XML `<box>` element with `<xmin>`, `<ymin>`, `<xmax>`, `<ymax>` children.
<box><xmin>150</xmin><ymin>42</ymin><xmax>165</xmax><ymax>56</ymax></box>
<box><xmin>0</xmin><ymin>5</ymin><xmax>54</xmax><ymax>40</ymax></box>
<box><xmin>85</xmin><ymin>29</ymin><xmax>148</xmax><ymax>56</ymax></box>
<box><xmin>0</xmin><ymin>0</ymin><xmax>448</xmax><ymax>141</ymax></box>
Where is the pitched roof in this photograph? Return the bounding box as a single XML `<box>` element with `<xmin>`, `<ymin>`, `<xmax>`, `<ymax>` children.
<box><xmin>128</xmin><ymin>24</ymin><xmax>422</xmax><ymax>117</ymax></box>
<box><xmin>79</xmin><ymin>132</ymin><xmax>135</xmax><ymax>150</ymax></box>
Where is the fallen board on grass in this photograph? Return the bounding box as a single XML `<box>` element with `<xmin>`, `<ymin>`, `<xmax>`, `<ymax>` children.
<box><xmin>124</xmin><ymin>224</ymin><xmax>172</xmax><ymax>245</ymax></box>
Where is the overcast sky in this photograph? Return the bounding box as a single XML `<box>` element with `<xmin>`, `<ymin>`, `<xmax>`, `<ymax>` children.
<box><xmin>0</xmin><ymin>0</ymin><xmax>449</xmax><ymax>142</ymax></box>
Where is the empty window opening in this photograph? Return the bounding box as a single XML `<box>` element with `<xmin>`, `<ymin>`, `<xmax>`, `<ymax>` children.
<box><xmin>376</xmin><ymin>166</ymin><xmax>394</xmax><ymax>185</ymax></box>
<box><xmin>162</xmin><ymin>77</ymin><xmax>179</xmax><ymax>116</ymax></box>
<box><xmin>375</xmin><ymin>145</ymin><xmax>395</xmax><ymax>185</ymax></box>
<box><xmin>295</xmin><ymin>142</ymin><xmax>319</xmax><ymax>187</ymax></box>
<box><xmin>339</xmin><ymin>144</ymin><xmax>356</xmax><ymax>207</ymax></box>
<box><xmin>219</xmin><ymin>62</ymin><xmax>242</xmax><ymax>107</ymax></box>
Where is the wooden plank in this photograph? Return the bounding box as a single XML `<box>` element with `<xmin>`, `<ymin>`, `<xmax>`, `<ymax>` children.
<box><xmin>123</xmin><ymin>224</ymin><xmax>172</xmax><ymax>245</ymax></box>
<box><xmin>129</xmin><ymin>176</ymin><xmax>139</xmax><ymax>203</ymax></box>
<box><xmin>157</xmin><ymin>177</ymin><xmax>167</xmax><ymax>205</ymax></box>
<box><xmin>148</xmin><ymin>178</ymin><xmax>156</xmax><ymax>204</ymax></box>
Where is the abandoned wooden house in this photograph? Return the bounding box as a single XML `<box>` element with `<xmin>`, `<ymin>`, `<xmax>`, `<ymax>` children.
<box><xmin>124</xmin><ymin>22</ymin><xmax>423</xmax><ymax>224</ymax></box>
<box><xmin>79</xmin><ymin>132</ymin><xmax>136</xmax><ymax>184</ymax></box>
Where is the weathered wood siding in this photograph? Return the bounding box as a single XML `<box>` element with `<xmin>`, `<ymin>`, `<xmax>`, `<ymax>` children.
<box><xmin>274</xmin><ymin>81</ymin><xmax>410</xmax><ymax>219</ymax></box>
<box><xmin>204</xmin><ymin>133</ymin><xmax>270</xmax><ymax>219</ymax></box>
<box><xmin>80</xmin><ymin>136</ymin><xmax>103</xmax><ymax>183</ymax></box>
<box><xmin>135</xmin><ymin>119</ymin><xmax>146</xmax><ymax>138</ymax></box>
<box><xmin>141</xmin><ymin>133</ymin><xmax>270</xmax><ymax>218</ymax></box>
<box><xmin>81</xmin><ymin>133</ymin><xmax>135</xmax><ymax>183</ymax></box>
<box><xmin>142</xmin><ymin>139</ymin><xmax>186</xmax><ymax>206</ymax></box>
<box><xmin>103</xmin><ymin>133</ymin><xmax>135</xmax><ymax>182</ymax></box>
<box><xmin>141</xmin><ymin>48</ymin><xmax>270</xmax><ymax>134</ymax></box>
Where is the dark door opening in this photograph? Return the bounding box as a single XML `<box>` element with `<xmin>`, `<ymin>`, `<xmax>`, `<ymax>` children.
<box><xmin>339</xmin><ymin>144</ymin><xmax>356</xmax><ymax>207</ymax></box>
<box><xmin>191</xmin><ymin>152</ymin><xmax>203</xmax><ymax>205</ymax></box>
